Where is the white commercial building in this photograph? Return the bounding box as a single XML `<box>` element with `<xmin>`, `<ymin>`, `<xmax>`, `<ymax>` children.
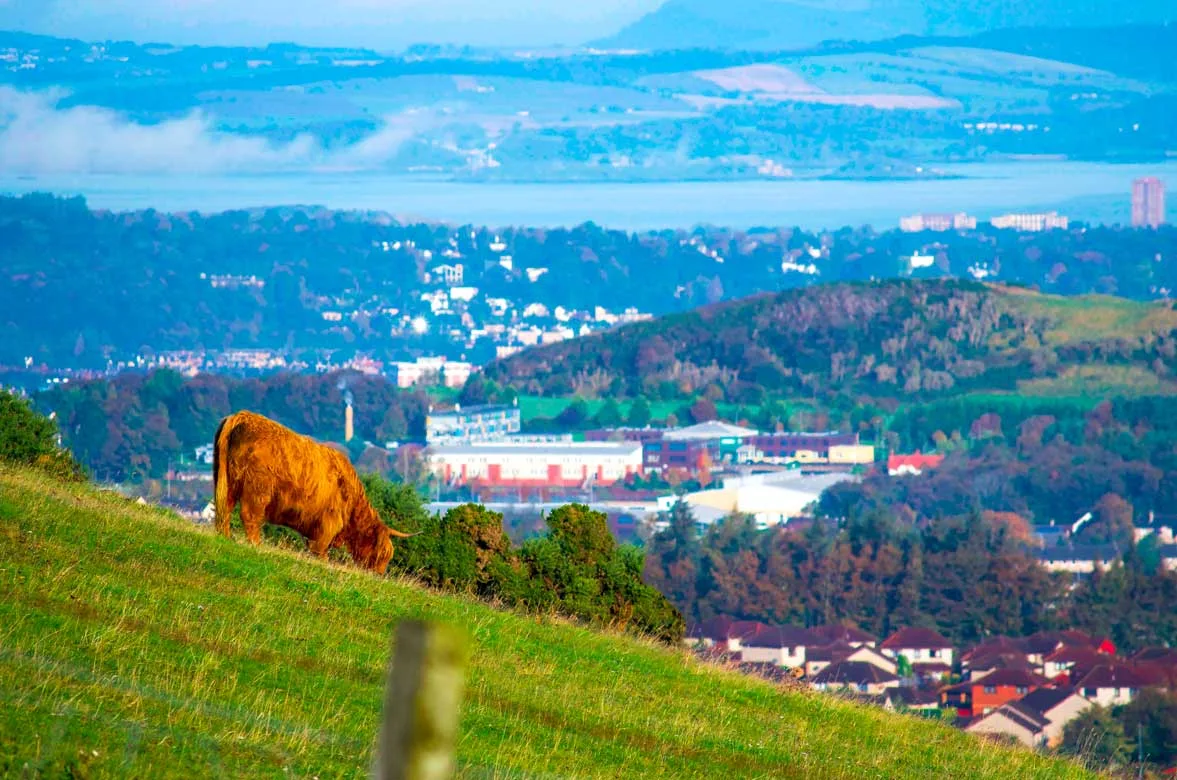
<box><xmin>428</xmin><ymin>441</ymin><xmax>643</xmax><ymax>488</ymax></box>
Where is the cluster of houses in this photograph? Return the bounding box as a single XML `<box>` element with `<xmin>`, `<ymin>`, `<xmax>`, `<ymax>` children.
<box><xmin>689</xmin><ymin>616</ymin><xmax>1177</xmax><ymax>749</ymax></box>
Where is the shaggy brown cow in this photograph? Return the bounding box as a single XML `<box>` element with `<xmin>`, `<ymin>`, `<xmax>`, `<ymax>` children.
<box><xmin>213</xmin><ymin>410</ymin><xmax>414</xmax><ymax>573</ymax></box>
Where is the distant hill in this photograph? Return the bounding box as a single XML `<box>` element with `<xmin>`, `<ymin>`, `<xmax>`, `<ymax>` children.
<box><xmin>0</xmin><ymin>465</ymin><xmax>1092</xmax><ymax>777</ymax></box>
<box><xmin>598</xmin><ymin>0</ymin><xmax>1177</xmax><ymax>51</ymax></box>
<box><xmin>481</xmin><ymin>280</ymin><xmax>1177</xmax><ymax>405</ymax></box>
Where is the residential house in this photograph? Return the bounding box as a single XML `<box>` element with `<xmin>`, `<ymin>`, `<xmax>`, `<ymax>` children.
<box><xmin>1075</xmin><ymin>665</ymin><xmax>1154</xmax><ymax>707</ymax></box>
<box><xmin>966</xmin><ymin>652</ymin><xmax>1036</xmax><ymax>681</ymax></box>
<box><xmin>880</xmin><ymin>627</ymin><xmax>955</xmax><ymax>668</ymax></box>
<box><xmin>966</xmin><ymin>688</ymin><xmax>1091</xmax><ymax>748</ymax></box>
<box><xmin>740</xmin><ymin>626</ymin><xmax>815</xmax><ymax>669</ymax></box>
<box><xmin>1020</xmin><ymin>630</ymin><xmax>1112</xmax><ymax>668</ymax></box>
<box><xmin>805</xmin><ymin>642</ymin><xmax>896</xmax><ymax>679</ymax></box>
<box><xmin>807</xmin><ymin>624</ymin><xmax>877</xmax><ymax>649</ymax></box>
<box><xmin>1042</xmin><ymin>645</ymin><xmax>1110</xmax><ymax>681</ymax></box>
<box><xmin>810</xmin><ymin>661</ymin><xmax>900</xmax><ymax>695</ymax></box>
<box><xmin>941</xmin><ymin>668</ymin><xmax>1050</xmax><ymax>717</ymax></box>
<box><xmin>685</xmin><ymin>616</ymin><xmax>769</xmax><ymax>653</ymax></box>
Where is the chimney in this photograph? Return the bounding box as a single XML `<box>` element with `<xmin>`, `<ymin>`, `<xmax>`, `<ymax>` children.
<box><xmin>345</xmin><ymin>402</ymin><xmax>354</xmax><ymax>443</ymax></box>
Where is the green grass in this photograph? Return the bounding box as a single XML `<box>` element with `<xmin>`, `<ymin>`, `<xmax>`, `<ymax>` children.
<box><xmin>517</xmin><ymin>395</ymin><xmax>682</xmax><ymax>423</ymax></box>
<box><xmin>517</xmin><ymin>395</ymin><xmax>773</xmax><ymax>425</ymax></box>
<box><xmin>0</xmin><ymin>466</ymin><xmax>1093</xmax><ymax>779</ymax></box>
<box><xmin>997</xmin><ymin>287</ymin><xmax>1177</xmax><ymax>346</ymax></box>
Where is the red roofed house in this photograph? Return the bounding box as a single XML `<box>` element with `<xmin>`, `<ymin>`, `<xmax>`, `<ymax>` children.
<box><xmin>810</xmin><ymin>661</ymin><xmax>900</xmax><ymax>695</ymax></box>
<box><xmin>880</xmin><ymin>627</ymin><xmax>955</xmax><ymax>668</ymax></box>
<box><xmin>1042</xmin><ymin>645</ymin><xmax>1111</xmax><ymax>681</ymax></box>
<box><xmin>740</xmin><ymin>626</ymin><xmax>816</xmax><ymax>669</ymax></box>
<box><xmin>941</xmin><ymin>668</ymin><xmax>1051</xmax><ymax>717</ymax></box>
<box><xmin>807</xmin><ymin>624</ymin><xmax>877</xmax><ymax>648</ymax></box>
<box><xmin>686</xmin><ymin>616</ymin><xmax>769</xmax><ymax>652</ymax></box>
<box><xmin>887</xmin><ymin>453</ymin><xmax>945</xmax><ymax>476</ymax></box>
<box><xmin>1076</xmin><ymin>665</ymin><xmax>1158</xmax><ymax>707</ymax></box>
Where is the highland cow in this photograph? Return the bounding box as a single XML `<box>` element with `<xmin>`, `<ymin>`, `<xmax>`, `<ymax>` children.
<box><xmin>213</xmin><ymin>410</ymin><xmax>413</xmax><ymax>573</ymax></box>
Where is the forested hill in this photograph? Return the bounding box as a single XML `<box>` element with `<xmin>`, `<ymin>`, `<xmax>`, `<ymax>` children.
<box><xmin>481</xmin><ymin>279</ymin><xmax>1177</xmax><ymax>405</ymax></box>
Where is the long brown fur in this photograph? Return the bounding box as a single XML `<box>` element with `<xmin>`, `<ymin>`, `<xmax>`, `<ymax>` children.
<box><xmin>212</xmin><ymin>410</ymin><xmax>414</xmax><ymax>573</ymax></box>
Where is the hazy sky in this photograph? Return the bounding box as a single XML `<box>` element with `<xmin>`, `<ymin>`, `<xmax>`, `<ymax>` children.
<box><xmin>0</xmin><ymin>0</ymin><xmax>665</xmax><ymax>48</ymax></box>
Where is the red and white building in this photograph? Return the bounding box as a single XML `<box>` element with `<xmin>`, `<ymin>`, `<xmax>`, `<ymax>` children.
<box><xmin>427</xmin><ymin>441</ymin><xmax>644</xmax><ymax>488</ymax></box>
<box><xmin>887</xmin><ymin>452</ymin><xmax>945</xmax><ymax>476</ymax></box>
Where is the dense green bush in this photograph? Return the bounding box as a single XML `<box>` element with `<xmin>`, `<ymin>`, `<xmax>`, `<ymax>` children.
<box><xmin>361</xmin><ymin>475</ymin><xmax>684</xmax><ymax>642</ymax></box>
<box><xmin>0</xmin><ymin>391</ymin><xmax>84</xmax><ymax>481</ymax></box>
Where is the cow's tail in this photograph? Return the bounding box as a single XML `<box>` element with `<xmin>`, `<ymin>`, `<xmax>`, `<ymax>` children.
<box><xmin>213</xmin><ymin>413</ymin><xmax>237</xmax><ymax>537</ymax></box>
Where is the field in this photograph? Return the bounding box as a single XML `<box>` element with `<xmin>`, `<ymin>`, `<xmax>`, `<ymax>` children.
<box><xmin>0</xmin><ymin>465</ymin><xmax>1093</xmax><ymax>778</ymax></box>
<box><xmin>516</xmin><ymin>395</ymin><xmax>683</xmax><ymax>423</ymax></box>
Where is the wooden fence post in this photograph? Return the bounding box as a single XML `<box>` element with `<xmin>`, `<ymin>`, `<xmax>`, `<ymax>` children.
<box><xmin>372</xmin><ymin>620</ymin><xmax>468</xmax><ymax>780</ymax></box>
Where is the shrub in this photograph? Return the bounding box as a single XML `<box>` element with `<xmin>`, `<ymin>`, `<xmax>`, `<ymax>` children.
<box><xmin>0</xmin><ymin>391</ymin><xmax>85</xmax><ymax>481</ymax></box>
<box><xmin>362</xmin><ymin>479</ymin><xmax>685</xmax><ymax>642</ymax></box>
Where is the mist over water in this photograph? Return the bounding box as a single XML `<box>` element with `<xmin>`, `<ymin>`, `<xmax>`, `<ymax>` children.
<box><xmin>0</xmin><ymin>88</ymin><xmax>430</xmax><ymax>175</ymax></box>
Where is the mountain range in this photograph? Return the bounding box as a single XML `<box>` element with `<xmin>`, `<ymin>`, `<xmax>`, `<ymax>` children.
<box><xmin>599</xmin><ymin>0</ymin><xmax>1177</xmax><ymax>51</ymax></box>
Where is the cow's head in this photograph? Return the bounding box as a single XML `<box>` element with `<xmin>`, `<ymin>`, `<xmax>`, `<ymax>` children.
<box><xmin>350</xmin><ymin>503</ymin><xmax>394</xmax><ymax>574</ymax></box>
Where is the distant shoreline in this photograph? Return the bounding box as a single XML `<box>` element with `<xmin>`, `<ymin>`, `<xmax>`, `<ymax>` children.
<box><xmin>1</xmin><ymin>159</ymin><xmax>1172</xmax><ymax>231</ymax></box>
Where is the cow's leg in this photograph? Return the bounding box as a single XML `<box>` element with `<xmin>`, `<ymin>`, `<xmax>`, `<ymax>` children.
<box><xmin>238</xmin><ymin>483</ymin><xmax>272</xmax><ymax>546</ymax></box>
<box><xmin>307</xmin><ymin>512</ymin><xmax>344</xmax><ymax>561</ymax></box>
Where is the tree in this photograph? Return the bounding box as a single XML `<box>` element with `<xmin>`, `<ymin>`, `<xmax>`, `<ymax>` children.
<box><xmin>556</xmin><ymin>399</ymin><xmax>590</xmax><ymax>428</ymax></box>
<box><xmin>1119</xmin><ymin>689</ymin><xmax>1177</xmax><ymax>768</ymax></box>
<box><xmin>0</xmin><ymin>391</ymin><xmax>59</xmax><ymax>464</ymax></box>
<box><xmin>0</xmin><ymin>391</ymin><xmax>83</xmax><ymax>480</ymax></box>
<box><xmin>1086</xmin><ymin>493</ymin><xmax>1135</xmax><ymax>546</ymax></box>
<box><xmin>689</xmin><ymin>398</ymin><xmax>719</xmax><ymax>424</ymax></box>
<box><xmin>595</xmin><ymin>398</ymin><xmax>624</xmax><ymax>428</ymax></box>
<box><xmin>1060</xmin><ymin>706</ymin><xmax>1130</xmax><ymax>770</ymax></box>
<box><xmin>377</xmin><ymin>405</ymin><xmax>409</xmax><ymax>443</ymax></box>
<box><xmin>627</xmin><ymin>397</ymin><xmax>652</xmax><ymax>428</ymax></box>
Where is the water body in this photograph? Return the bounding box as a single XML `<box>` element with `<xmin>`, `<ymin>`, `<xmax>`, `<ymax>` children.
<box><xmin>2</xmin><ymin>161</ymin><xmax>1174</xmax><ymax>231</ymax></box>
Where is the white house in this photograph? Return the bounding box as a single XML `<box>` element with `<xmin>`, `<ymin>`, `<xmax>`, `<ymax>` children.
<box><xmin>880</xmin><ymin>627</ymin><xmax>955</xmax><ymax>668</ymax></box>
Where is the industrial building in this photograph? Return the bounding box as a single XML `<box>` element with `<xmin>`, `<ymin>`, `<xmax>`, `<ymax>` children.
<box><xmin>656</xmin><ymin>472</ymin><xmax>856</xmax><ymax>530</ymax></box>
<box><xmin>745</xmin><ymin>432</ymin><xmax>874</xmax><ymax>465</ymax></box>
<box><xmin>425</xmin><ymin>403</ymin><xmax>521</xmax><ymax>445</ymax></box>
<box><xmin>427</xmin><ymin>440</ymin><xmax>643</xmax><ymax>488</ymax></box>
<box><xmin>585</xmin><ymin>423</ymin><xmax>877</xmax><ymax>472</ymax></box>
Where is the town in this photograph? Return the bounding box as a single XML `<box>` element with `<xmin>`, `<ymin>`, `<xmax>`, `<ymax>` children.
<box><xmin>688</xmin><ymin>616</ymin><xmax>1176</xmax><ymax>750</ymax></box>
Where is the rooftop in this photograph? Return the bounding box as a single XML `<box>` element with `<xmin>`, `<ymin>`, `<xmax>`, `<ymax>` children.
<box><xmin>812</xmin><ymin>661</ymin><xmax>898</xmax><ymax>686</ymax></box>
<box><xmin>808</xmin><ymin>624</ymin><xmax>877</xmax><ymax>646</ymax></box>
<box><xmin>428</xmin><ymin>441</ymin><xmax>643</xmax><ymax>457</ymax></box>
<box><xmin>663</xmin><ymin>421</ymin><xmax>759</xmax><ymax>442</ymax></box>
<box><xmin>1016</xmin><ymin>687</ymin><xmax>1078</xmax><ymax>716</ymax></box>
<box><xmin>991</xmin><ymin>703</ymin><xmax>1051</xmax><ymax>733</ymax></box>
<box><xmin>1076</xmin><ymin>665</ymin><xmax>1156</xmax><ymax>689</ymax></box>
<box><xmin>742</xmin><ymin>626</ymin><xmax>817</xmax><ymax>649</ymax></box>
<box><xmin>880</xmin><ymin>627</ymin><xmax>954</xmax><ymax>650</ymax></box>
<box><xmin>951</xmin><ymin>668</ymin><xmax>1048</xmax><ymax>691</ymax></box>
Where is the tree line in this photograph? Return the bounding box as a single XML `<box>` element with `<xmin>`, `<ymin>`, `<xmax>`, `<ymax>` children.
<box><xmin>647</xmin><ymin>502</ymin><xmax>1177</xmax><ymax>654</ymax></box>
<box><xmin>37</xmin><ymin>370</ymin><xmax>430</xmax><ymax>482</ymax></box>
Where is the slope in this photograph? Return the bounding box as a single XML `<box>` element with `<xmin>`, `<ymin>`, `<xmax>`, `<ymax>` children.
<box><xmin>599</xmin><ymin>0</ymin><xmax>1177</xmax><ymax>52</ymax></box>
<box><xmin>0</xmin><ymin>465</ymin><xmax>1090</xmax><ymax>778</ymax></box>
<box><xmin>481</xmin><ymin>280</ymin><xmax>1177</xmax><ymax>404</ymax></box>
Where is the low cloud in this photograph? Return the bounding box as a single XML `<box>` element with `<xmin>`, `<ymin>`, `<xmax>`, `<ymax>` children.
<box><xmin>0</xmin><ymin>88</ymin><xmax>431</xmax><ymax>174</ymax></box>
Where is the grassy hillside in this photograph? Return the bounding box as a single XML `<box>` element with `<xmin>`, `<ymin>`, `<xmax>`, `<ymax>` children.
<box><xmin>0</xmin><ymin>465</ymin><xmax>1091</xmax><ymax>778</ymax></box>
<box><xmin>483</xmin><ymin>280</ymin><xmax>1177</xmax><ymax>407</ymax></box>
